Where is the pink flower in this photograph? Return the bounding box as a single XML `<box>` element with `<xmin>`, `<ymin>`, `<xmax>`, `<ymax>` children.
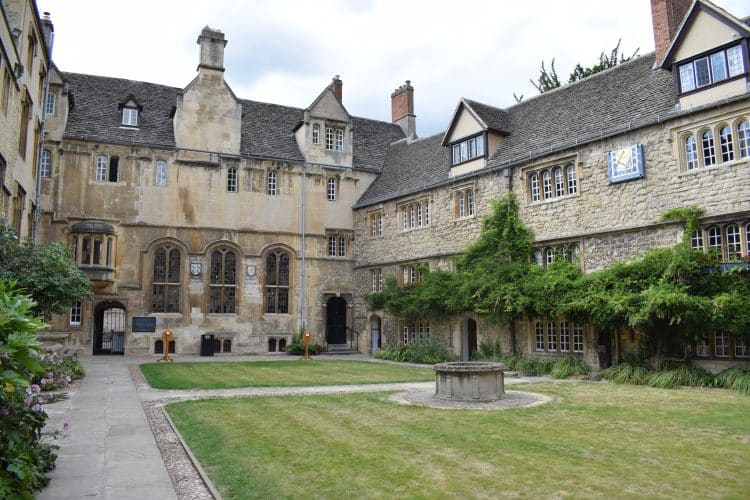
<box><xmin>62</xmin><ymin>422</ymin><xmax>70</xmax><ymax>433</ymax></box>
<box><xmin>32</xmin><ymin>404</ymin><xmax>42</xmax><ymax>412</ymax></box>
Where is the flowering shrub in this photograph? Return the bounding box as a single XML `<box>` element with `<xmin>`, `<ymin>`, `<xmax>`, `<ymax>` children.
<box><xmin>33</xmin><ymin>352</ymin><xmax>84</xmax><ymax>392</ymax></box>
<box><xmin>0</xmin><ymin>282</ymin><xmax>63</xmax><ymax>497</ymax></box>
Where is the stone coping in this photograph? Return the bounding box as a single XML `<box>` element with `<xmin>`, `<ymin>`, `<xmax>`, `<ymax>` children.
<box><xmin>391</xmin><ymin>389</ymin><xmax>551</xmax><ymax>410</ymax></box>
<box><xmin>434</xmin><ymin>361</ymin><xmax>506</xmax><ymax>372</ymax></box>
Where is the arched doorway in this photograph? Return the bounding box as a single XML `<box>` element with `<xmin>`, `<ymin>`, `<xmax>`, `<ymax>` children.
<box><xmin>461</xmin><ymin>318</ymin><xmax>479</xmax><ymax>361</ymax></box>
<box><xmin>326</xmin><ymin>297</ymin><xmax>347</xmax><ymax>345</ymax></box>
<box><xmin>93</xmin><ymin>301</ymin><xmax>126</xmax><ymax>355</ymax></box>
<box><xmin>370</xmin><ymin>315</ymin><xmax>382</xmax><ymax>355</ymax></box>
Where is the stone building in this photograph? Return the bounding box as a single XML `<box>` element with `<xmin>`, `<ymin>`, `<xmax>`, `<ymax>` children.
<box><xmin>352</xmin><ymin>0</ymin><xmax>750</xmax><ymax>371</ymax></box>
<box><xmin>32</xmin><ymin>0</ymin><xmax>750</xmax><ymax>369</ymax></box>
<box><xmin>0</xmin><ymin>0</ymin><xmax>51</xmax><ymax>240</ymax></box>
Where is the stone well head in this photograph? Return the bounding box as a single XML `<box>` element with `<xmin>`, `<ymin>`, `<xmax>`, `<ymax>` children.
<box><xmin>434</xmin><ymin>362</ymin><xmax>505</xmax><ymax>402</ymax></box>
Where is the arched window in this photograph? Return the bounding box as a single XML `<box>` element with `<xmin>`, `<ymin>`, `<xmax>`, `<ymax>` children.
<box><xmin>534</xmin><ymin>249</ymin><xmax>543</xmax><ymax>266</ymax></box>
<box><xmin>719</xmin><ymin>126</ymin><xmax>734</xmax><ymax>162</ymax></box>
<box><xmin>209</xmin><ymin>247</ymin><xmax>236</xmax><ymax>313</ymax></box>
<box><xmin>685</xmin><ymin>135</ymin><xmax>698</xmax><ymax>170</ymax></box>
<box><xmin>707</xmin><ymin>226</ymin><xmax>722</xmax><ymax>261</ymax></box>
<box><xmin>529</xmin><ymin>173</ymin><xmax>540</xmax><ymax>202</ymax></box>
<box><xmin>155</xmin><ymin>160</ymin><xmax>167</xmax><ymax>186</ymax></box>
<box><xmin>725</xmin><ymin>224</ymin><xmax>741</xmax><ymax>260</ymax></box>
<box><xmin>457</xmin><ymin>192</ymin><xmax>465</xmax><ymax>217</ymax></box>
<box><xmin>152</xmin><ymin>245</ymin><xmax>181</xmax><ymax>313</ymax></box>
<box><xmin>466</xmin><ymin>189</ymin><xmax>474</xmax><ymax>216</ymax></box>
<box><xmin>312</xmin><ymin>124</ymin><xmax>320</xmax><ymax>144</ymax></box>
<box><xmin>417</xmin><ymin>202</ymin><xmax>423</xmax><ymax>226</ymax></box>
<box><xmin>542</xmin><ymin>170</ymin><xmax>552</xmax><ymax>199</ymax></box>
<box><xmin>690</xmin><ymin>229</ymin><xmax>703</xmax><ymax>251</ymax></box>
<box><xmin>553</xmin><ymin>167</ymin><xmax>564</xmax><ymax>197</ymax></box>
<box><xmin>265</xmin><ymin>250</ymin><xmax>290</xmax><ymax>314</ymax></box>
<box><xmin>566</xmin><ymin>164</ymin><xmax>577</xmax><ymax>194</ymax></box>
<box><xmin>701</xmin><ymin>130</ymin><xmax>716</xmax><ymax>166</ymax></box>
<box><xmin>738</xmin><ymin>121</ymin><xmax>750</xmax><ymax>158</ymax></box>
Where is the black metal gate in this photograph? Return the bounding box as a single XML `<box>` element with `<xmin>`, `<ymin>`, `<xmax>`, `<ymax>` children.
<box><xmin>94</xmin><ymin>305</ymin><xmax>125</xmax><ymax>355</ymax></box>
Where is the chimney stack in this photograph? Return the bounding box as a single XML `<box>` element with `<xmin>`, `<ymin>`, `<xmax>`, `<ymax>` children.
<box><xmin>651</xmin><ymin>0</ymin><xmax>691</xmax><ymax>63</ymax></box>
<box><xmin>40</xmin><ymin>12</ymin><xmax>54</xmax><ymax>54</ymax></box>
<box><xmin>391</xmin><ymin>80</ymin><xmax>416</xmax><ymax>140</ymax></box>
<box><xmin>197</xmin><ymin>26</ymin><xmax>227</xmax><ymax>71</ymax></box>
<box><xmin>332</xmin><ymin>75</ymin><xmax>343</xmax><ymax>102</ymax></box>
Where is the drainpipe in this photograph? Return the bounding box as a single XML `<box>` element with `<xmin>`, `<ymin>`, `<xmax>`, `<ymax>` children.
<box><xmin>300</xmin><ymin>163</ymin><xmax>307</xmax><ymax>333</ymax></box>
<box><xmin>33</xmin><ymin>13</ymin><xmax>54</xmax><ymax>242</ymax></box>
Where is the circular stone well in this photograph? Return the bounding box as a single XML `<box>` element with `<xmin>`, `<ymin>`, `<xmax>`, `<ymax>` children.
<box><xmin>434</xmin><ymin>362</ymin><xmax>505</xmax><ymax>402</ymax></box>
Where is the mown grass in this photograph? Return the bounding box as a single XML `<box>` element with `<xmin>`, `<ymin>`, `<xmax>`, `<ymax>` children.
<box><xmin>140</xmin><ymin>360</ymin><xmax>433</xmax><ymax>389</ymax></box>
<box><xmin>166</xmin><ymin>382</ymin><xmax>750</xmax><ymax>499</ymax></box>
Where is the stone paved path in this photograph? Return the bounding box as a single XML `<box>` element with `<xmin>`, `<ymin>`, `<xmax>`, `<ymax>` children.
<box><xmin>39</xmin><ymin>354</ymin><xmax>554</xmax><ymax>499</ymax></box>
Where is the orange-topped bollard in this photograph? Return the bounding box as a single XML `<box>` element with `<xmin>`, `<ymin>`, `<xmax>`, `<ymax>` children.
<box><xmin>302</xmin><ymin>332</ymin><xmax>312</xmax><ymax>360</ymax></box>
<box><xmin>158</xmin><ymin>330</ymin><xmax>174</xmax><ymax>362</ymax></box>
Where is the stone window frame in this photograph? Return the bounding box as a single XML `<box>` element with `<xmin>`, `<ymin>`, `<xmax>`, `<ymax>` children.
<box><xmin>155</xmin><ymin>159</ymin><xmax>167</xmax><ymax>187</ymax></box>
<box><xmin>695</xmin><ymin>331</ymin><xmax>748</xmax><ymax>359</ymax></box>
<box><xmin>326</xmin><ymin>230</ymin><xmax>351</xmax><ymax>258</ymax></box>
<box><xmin>402</xmin><ymin>320</ymin><xmax>430</xmax><ymax>345</ymax></box>
<box><xmin>677</xmin><ymin>115</ymin><xmax>750</xmax><ymax>173</ymax></box>
<box><xmin>267</xmin><ymin>170</ymin><xmax>278</xmax><ymax>196</ymax></box>
<box><xmin>370</xmin><ymin>267</ymin><xmax>383</xmax><ymax>292</ymax></box>
<box><xmin>400</xmin><ymin>262</ymin><xmax>426</xmax><ymax>286</ymax></box>
<box><xmin>208</xmin><ymin>246</ymin><xmax>237</xmax><ymax>314</ymax></box>
<box><xmin>325</xmin><ymin>127</ymin><xmax>334</xmax><ymax>150</ymax></box>
<box><xmin>453</xmin><ymin>184</ymin><xmax>476</xmax><ymax>220</ymax></box>
<box><xmin>335</xmin><ymin>129</ymin><xmax>344</xmax><ymax>152</ymax></box>
<box><xmin>150</xmin><ymin>243</ymin><xmax>183</xmax><ymax>314</ymax></box>
<box><xmin>94</xmin><ymin>154</ymin><xmax>120</xmax><ymax>183</ymax></box>
<box><xmin>264</xmin><ymin>247</ymin><xmax>292</xmax><ymax>315</ymax></box>
<box><xmin>71</xmin><ymin>233</ymin><xmax>116</xmax><ymax>269</ymax></box>
<box><xmin>227</xmin><ymin>167</ymin><xmax>238</xmax><ymax>193</ymax></box>
<box><xmin>690</xmin><ymin>218</ymin><xmax>750</xmax><ymax>262</ymax></box>
<box><xmin>40</xmin><ymin>148</ymin><xmax>51</xmax><ymax>177</ymax></box>
<box><xmin>327</xmin><ymin>176</ymin><xmax>337</xmax><ymax>201</ymax></box>
<box><xmin>398</xmin><ymin>197</ymin><xmax>430</xmax><ymax>232</ymax></box>
<box><xmin>524</xmin><ymin>157</ymin><xmax>578</xmax><ymax>204</ymax></box>
<box><xmin>69</xmin><ymin>300</ymin><xmax>82</xmax><ymax>326</ymax></box>
<box><xmin>532</xmin><ymin>319</ymin><xmax>584</xmax><ymax>355</ymax></box>
<box><xmin>312</xmin><ymin>124</ymin><xmax>320</xmax><ymax>144</ymax></box>
<box><xmin>368</xmin><ymin>210</ymin><xmax>384</xmax><ymax>239</ymax></box>
<box><xmin>533</xmin><ymin>241</ymin><xmax>581</xmax><ymax>268</ymax></box>
<box><xmin>44</xmin><ymin>90</ymin><xmax>55</xmax><ymax>116</ymax></box>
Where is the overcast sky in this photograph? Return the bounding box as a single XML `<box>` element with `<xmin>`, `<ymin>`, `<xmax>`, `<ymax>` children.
<box><xmin>36</xmin><ymin>0</ymin><xmax>749</xmax><ymax>137</ymax></box>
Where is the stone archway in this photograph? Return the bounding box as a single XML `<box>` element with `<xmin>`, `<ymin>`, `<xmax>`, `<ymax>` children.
<box><xmin>93</xmin><ymin>301</ymin><xmax>126</xmax><ymax>355</ymax></box>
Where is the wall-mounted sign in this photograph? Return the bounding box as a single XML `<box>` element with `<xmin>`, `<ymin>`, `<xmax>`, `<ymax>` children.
<box><xmin>607</xmin><ymin>144</ymin><xmax>645</xmax><ymax>183</ymax></box>
<box><xmin>132</xmin><ymin>316</ymin><xmax>156</xmax><ymax>332</ymax></box>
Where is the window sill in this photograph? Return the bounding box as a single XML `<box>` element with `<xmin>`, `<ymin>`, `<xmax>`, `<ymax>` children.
<box><xmin>149</xmin><ymin>312</ymin><xmax>182</xmax><ymax>317</ymax></box>
<box><xmin>399</xmin><ymin>225</ymin><xmax>430</xmax><ymax>233</ymax></box>
<box><xmin>528</xmin><ymin>193</ymin><xmax>578</xmax><ymax>206</ymax></box>
<box><xmin>207</xmin><ymin>313</ymin><xmax>238</xmax><ymax>317</ymax></box>
<box><xmin>679</xmin><ymin>156</ymin><xmax>749</xmax><ymax>176</ymax></box>
<box><xmin>454</xmin><ymin>214</ymin><xmax>476</xmax><ymax>221</ymax></box>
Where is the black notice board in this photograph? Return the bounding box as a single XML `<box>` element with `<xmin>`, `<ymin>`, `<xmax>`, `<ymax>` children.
<box><xmin>132</xmin><ymin>317</ymin><xmax>156</xmax><ymax>332</ymax></box>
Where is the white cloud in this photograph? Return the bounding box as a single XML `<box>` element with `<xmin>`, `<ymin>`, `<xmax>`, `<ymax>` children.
<box><xmin>37</xmin><ymin>0</ymin><xmax>749</xmax><ymax>136</ymax></box>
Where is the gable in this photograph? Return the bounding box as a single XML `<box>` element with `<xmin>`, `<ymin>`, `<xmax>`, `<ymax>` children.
<box><xmin>308</xmin><ymin>90</ymin><xmax>349</xmax><ymax>123</ymax></box>
<box><xmin>444</xmin><ymin>106</ymin><xmax>483</xmax><ymax>145</ymax></box>
<box><xmin>673</xmin><ymin>9</ymin><xmax>743</xmax><ymax>62</ymax></box>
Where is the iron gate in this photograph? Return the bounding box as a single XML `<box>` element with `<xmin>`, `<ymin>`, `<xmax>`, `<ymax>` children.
<box><xmin>94</xmin><ymin>307</ymin><xmax>125</xmax><ymax>355</ymax></box>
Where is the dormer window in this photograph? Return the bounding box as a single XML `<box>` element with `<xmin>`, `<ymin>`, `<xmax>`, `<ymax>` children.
<box><xmin>450</xmin><ymin>134</ymin><xmax>484</xmax><ymax>165</ymax></box>
<box><xmin>121</xmin><ymin>107</ymin><xmax>138</xmax><ymax>127</ymax></box>
<box><xmin>677</xmin><ymin>44</ymin><xmax>745</xmax><ymax>94</ymax></box>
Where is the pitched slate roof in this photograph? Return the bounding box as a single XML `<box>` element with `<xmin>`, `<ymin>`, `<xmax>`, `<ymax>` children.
<box><xmin>355</xmin><ymin>133</ymin><xmax>448</xmax><ymax>207</ymax></box>
<box><xmin>463</xmin><ymin>98</ymin><xmax>509</xmax><ymax>133</ymax></box>
<box><xmin>357</xmin><ymin>53</ymin><xmax>679</xmax><ymax>207</ymax></box>
<box><xmin>488</xmin><ymin>54</ymin><xmax>677</xmax><ymax>167</ymax></box>
<box><xmin>63</xmin><ymin>72</ymin><xmax>177</xmax><ymax>148</ymax></box>
<box><xmin>62</xmin><ymin>72</ymin><xmax>403</xmax><ymax>170</ymax></box>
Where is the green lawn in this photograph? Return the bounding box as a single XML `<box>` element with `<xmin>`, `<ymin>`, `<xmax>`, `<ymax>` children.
<box><xmin>166</xmin><ymin>382</ymin><xmax>750</xmax><ymax>499</ymax></box>
<box><xmin>140</xmin><ymin>360</ymin><xmax>434</xmax><ymax>389</ymax></box>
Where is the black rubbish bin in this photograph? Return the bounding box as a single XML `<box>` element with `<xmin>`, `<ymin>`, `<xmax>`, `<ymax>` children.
<box><xmin>200</xmin><ymin>334</ymin><xmax>215</xmax><ymax>356</ymax></box>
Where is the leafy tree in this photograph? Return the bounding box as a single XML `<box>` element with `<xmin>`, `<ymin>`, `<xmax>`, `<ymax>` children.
<box><xmin>525</xmin><ymin>40</ymin><xmax>639</xmax><ymax>98</ymax></box>
<box><xmin>0</xmin><ymin>224</ymin><xmax>93</xmax><ymax>318</ymax></box>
